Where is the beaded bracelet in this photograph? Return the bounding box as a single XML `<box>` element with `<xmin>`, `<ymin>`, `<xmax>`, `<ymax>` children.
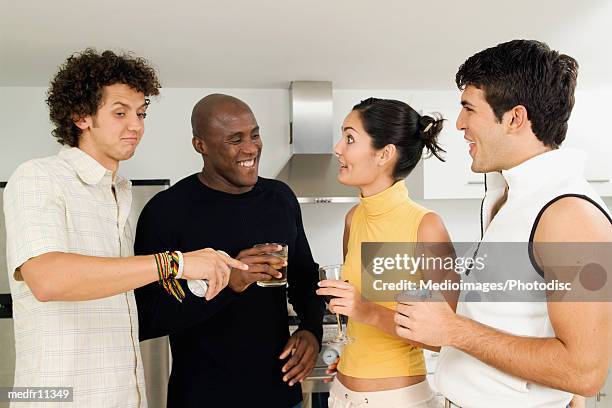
<box><xmin>175</xmin><ymin>251</ymin><xmax>184</xmax><ymax>279</ymax></box>
<box><xmin>154</xmin><ymin>251</ymin><xmax>185</xmax><ymax>302</ymax></box>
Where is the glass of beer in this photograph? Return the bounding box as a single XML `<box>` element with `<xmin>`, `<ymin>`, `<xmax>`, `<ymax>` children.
<box><xmin>254</xmin><ymin>243</ymin><xmax>288</xmax><ymax>287</ymax></box>
<box><xmin>319</xmin><ymin>264</ymin><xmax>354</xmax><ymax>345</ymax></box>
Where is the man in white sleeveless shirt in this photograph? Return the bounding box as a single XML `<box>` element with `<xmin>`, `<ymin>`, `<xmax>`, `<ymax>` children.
<box><xmin>394</xmin><ymin>40</ymin><xmax>612</xmax><ymax>407</ymax></box>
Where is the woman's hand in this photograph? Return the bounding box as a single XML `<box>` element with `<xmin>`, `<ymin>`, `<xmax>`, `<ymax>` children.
<box><xmin>316</xmin><ymin>280</ymin><xmax>370</xmax><ymax>323</ymax></box>
<box><xmin>324</xmin><ymin>357</ymin><xmax>339</xmax><ymax>383</ymax></box>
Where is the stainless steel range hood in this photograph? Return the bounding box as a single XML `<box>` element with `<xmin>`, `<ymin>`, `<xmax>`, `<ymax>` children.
<box><xmin>275</xmin><ymin>81</ymin><xmax>360</xmax><ymax>203</ymax></box>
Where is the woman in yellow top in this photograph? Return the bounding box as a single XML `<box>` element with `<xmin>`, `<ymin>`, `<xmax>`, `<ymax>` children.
<box><xmin>317</xmin><ymin>97</ymin><xmax>455</xmax><ymax>407</ymax></box>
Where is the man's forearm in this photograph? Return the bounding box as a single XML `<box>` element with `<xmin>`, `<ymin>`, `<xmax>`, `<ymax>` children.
<box><xmin>294</xmin><ymin>298</ymin><xmax>325</xmax><ymax>345</ymax></box>
<box><xmin>21</xmin><ymin>252</ymin><xmax>158</xmax><ymax>301</ymax></box>
<box><xmin>450</xmin><ymin>316</ymin><xmax>588</xmax><ymax>395</ymax></box>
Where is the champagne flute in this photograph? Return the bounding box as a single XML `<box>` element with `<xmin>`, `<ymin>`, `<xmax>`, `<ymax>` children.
<box><xmin>318</xmin><ymin>264</ymin><xmax>354</xmax><ymax>345</ymax></box>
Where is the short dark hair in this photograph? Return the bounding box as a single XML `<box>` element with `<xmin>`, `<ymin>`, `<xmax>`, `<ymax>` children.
<box><xmin>46</xmin><ymin>49</ymin><xmax>161</xmax><ymax>147</ymax></box>
<box><xmin>456</xmin><ymin>39</ymin><xmax>578</xmax><ymax>148</ymax></box>
<box><xmin>352</xmin><ymin>98</ymin><xmax>445</xmax><ymax>179</ymax></box>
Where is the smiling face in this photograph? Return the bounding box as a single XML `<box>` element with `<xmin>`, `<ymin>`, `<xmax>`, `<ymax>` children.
<box><xmin>75</xmin><ymin>83</ymin><xmax>148</xmax><ymax>171</ymax></box>
<box><xmin>457</xmin><ymin>85</ymin><xmax>511</xmax><ymax>173</ymax></box>
<box><xmin>334</xmin><ymin>110</ymin><xmax>389</xmax><ymax>188</ymax></box>
<box><xmin>194</xmin><ymin>102</ymin><xmax>262</xmax><ymax>193</ymax></box>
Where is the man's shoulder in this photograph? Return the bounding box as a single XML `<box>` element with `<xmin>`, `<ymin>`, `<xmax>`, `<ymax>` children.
<box><xmin>167</xmin><ymin>173</ymin><xmax>199</xmax><ymax>192</ymax></box>
<box><xmin>14</xmin><ymin>154</ymin><xmax>67</xmax><ymax>173</ymax></box>
<box><xmin>143</xmin><ymin>174</ymin><xmax>198</xmax><ymax>209</ymax></box>
<box><xmin>534</xmin><ymin>195</ymin><xmax>612</xmax><ymax>242</ymax></box>
<box><xmin>6</xmin><ymin>154</ymin><xmax>69</xmax><ymax>189</ymax></box>
<box><xmin>258</xmin><ymin>177</ymin><xmax>297</xmax><ymax>201</ymax></box>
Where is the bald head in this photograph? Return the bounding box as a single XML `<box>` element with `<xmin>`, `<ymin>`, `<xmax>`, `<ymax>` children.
<box><xmin>191</xmin><ymin>94</ymin><xmax>253</xmax><ymax>138</ymax></box>
<box><xmin>190</xmin><ymin>93</ymin><xmax>262</xmax><ymax>193</ymax></box>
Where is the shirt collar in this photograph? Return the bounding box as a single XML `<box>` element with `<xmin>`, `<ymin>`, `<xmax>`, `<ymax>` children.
<box><xmin>501</xmin><ymin>148</ymin><xmax>585</xmax><ymax>194</ymax></box>
<box><xmin>359</xmin><ymin>180</ymin><xmax>409</xmax><ymax>217</ymax></box>
<box><xmin>480</xmin><ymin>148</ymin><xmax>585</xmax><ymax>231</ymax></box>
<box><xmin>58</xmin><ymin>147</ymin><xmax>131</xmax><ymax>189</ymax></box>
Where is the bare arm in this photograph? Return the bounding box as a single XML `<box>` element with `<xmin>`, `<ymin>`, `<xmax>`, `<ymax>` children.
<box><xmin>449</xmin><ymin>300</ymin><xmax>610</xmax><ymax>397</ymax></box>
<box><xmin>20</xmin><ymin>252</ymin><xmax>157</xmax><ymax>302</ymax></box>
<box><xmin>415</xmin><ymin>212</ymin><xmax>458</xmax><ymax>311</ymax></box>
<box><xmin>20</xmin><ymin>249</ymin><xmax>247</xmax><ymax>302</ymax></box>
<box><xmin>362</xmin><ymin>212</ymin><xmax>455</xmax><ymax>351</ymax></box>
<box><xmin>5</xmin><ymin>162</ymin><xmax>246</xmax><ymax>303</ymax></box>
<box><xmin>327</xmin><ymin>211</ymin><xmax>454</xmax><ymax>351</ymax></box>
<box><xmin>342</xmin><ymin>205</ymin><xmax>357</xmax><ymax>261</ymax></box>
<box><xmin>443</xmin><ymin>198</ymin><xmax>612</xmax><ymax>396</ymax></box>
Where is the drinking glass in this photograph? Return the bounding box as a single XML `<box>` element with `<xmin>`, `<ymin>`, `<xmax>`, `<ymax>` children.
<box><xmin>254</xmin><ymin>243</ymin><xmax>288</xmax><ymax>287</ymax></box>
<box><xmin>318</xmin><ymin>264</ymin><xmax>354</xmax><ymax>345</ymax></box>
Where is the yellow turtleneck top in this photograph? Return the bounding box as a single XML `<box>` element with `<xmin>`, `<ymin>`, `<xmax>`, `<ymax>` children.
<box><xmin>337</xmin><ymin>180</ymin><xmax>430</xmax><ymax>378</ymax></box>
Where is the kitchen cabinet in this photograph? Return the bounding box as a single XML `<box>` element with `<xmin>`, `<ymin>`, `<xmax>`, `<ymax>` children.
<box><xmin>564</xmin><ymin>91</ymin><xmax>612</xmax><ymax>197</ymax></box>
<box><xmin>333</xmin><ymin>89</ymin><xmax>612</xmax><ymax>200</ymax></box>
<box><xmin>421</xmin><ymin>90</ymin><xmax>612</xmax><ymax>199</ymax></box>
<box><xmin>422</xmin><ymin>105</ymin><xmax>485</xmax><ymax>199</ymax></box>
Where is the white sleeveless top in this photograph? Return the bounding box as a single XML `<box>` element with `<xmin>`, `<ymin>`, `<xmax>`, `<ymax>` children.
<box><xmin>435</xmin><ymin>149</ymin><xmax>611</xmax><ymax>408</ymax></box>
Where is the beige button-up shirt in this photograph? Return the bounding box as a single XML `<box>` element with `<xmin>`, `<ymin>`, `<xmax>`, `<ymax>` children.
<box><xmin>3</xmin><ymin>147</ymin><xmax>147</xmax><ymax>407</ymax></box>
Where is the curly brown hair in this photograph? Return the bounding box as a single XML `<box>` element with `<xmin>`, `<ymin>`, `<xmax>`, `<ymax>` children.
<box><xmin>46</xmin><ymin>48</ymin><xmax>161</xmax><ymax>147</ymax></box>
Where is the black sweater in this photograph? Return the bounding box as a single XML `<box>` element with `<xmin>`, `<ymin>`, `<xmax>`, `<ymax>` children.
<box><xmin>134</xmin><ymin>174</ymin><xmax>324</xmax><ymax>408</ymax></box>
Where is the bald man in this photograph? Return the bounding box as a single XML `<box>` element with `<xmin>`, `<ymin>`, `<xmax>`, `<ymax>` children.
<box><xmin>134</xmin><ymin>94</ymin><xmax>324</xmax><ymax>408</ymax></box>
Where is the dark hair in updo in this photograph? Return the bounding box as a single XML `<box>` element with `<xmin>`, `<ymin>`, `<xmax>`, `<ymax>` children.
<box><xmin>352</xmin><ymin>98</ymin><xmax>445</xmax><ymax>179</ymax></box>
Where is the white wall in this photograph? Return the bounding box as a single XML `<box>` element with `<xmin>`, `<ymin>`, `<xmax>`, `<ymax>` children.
<box><xmin>0</xmin><ymin>86</ymin><xmax>483</xmax><ymax>267</ymax></box>
<box><xmin>0</xmin><ymin>87</ymin><xmax>57</xmax><ymax>177</ymax></box>
<box><xmin>0</xmin><ymin>87</ymin><xmax>290</xmax><ymax>182</ymax></box>
<box><xmin>1</xmin><ymin>86</ymin><xmax>610</xmax><ymax>267</ymax></box>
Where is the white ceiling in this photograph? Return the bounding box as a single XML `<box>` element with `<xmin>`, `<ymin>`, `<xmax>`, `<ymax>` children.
<box><xmin>1</xmin><ymin>0</ymin><xmax>611</xmax><ymax>89</ymax></box>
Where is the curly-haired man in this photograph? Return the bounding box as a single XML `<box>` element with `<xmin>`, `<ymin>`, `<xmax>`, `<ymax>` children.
<box><xmin>3</xmin><ymin>49</ymin><xmax>246</xmax><ymax>407</ymax></box>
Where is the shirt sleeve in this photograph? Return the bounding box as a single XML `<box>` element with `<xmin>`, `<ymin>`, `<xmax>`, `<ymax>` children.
<box><xmin>3</xmin><ymin>161</ymin><xmax>68</xmax><ymax>280</ymax></box>
<box><xmin>134</xmin><ymin>194</ymin><xmax>238</xmax><ymax>341</ymax></box>
<box><xmin>283</xmin><ymin>187</ymin><xmax>325</xmax><ymax>348</ymax></box>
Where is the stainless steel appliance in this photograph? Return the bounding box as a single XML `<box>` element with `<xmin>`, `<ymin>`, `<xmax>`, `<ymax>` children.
<box><xmin>275</xmin><ymin>81</ymin><xmax>423</xmax><ymax>204</ymax></box>
<box><xmin>0</xmin><ymin>182</ymin><xmax>16</xmax><ymax>408</ymax></box>
<box><xmin>127</xmin><ymin>180</ymin><xmax>171</xmax><ymax>408</ymax></box>
<box><xmin>288</xmin><ymin>305</ymin><xmax>339</xmax><ymax>408</ymax></box>
<box><xmin>0</xmin><ymin>180</ymin><xmax>170</xmax><ymax>408</ymax></box>
<box><xmin>275</xmin><ymin>81</ymin><xmax>360</xmax><ymax>204</ymax></box>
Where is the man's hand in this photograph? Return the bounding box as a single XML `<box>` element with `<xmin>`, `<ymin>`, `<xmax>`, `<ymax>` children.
<box><xmin>395</xmin><ymin>293</ymin><xmax>459</xmax><ymax>347</ymax></box>
<box><xmin>279</xmin><ymin>330</ymin><xmax>319</xmax><ymax>386</ymax></box>
<box><xmin>182</xmin><ymin>248</ymin><xmax>248</xmax><ymax>300</ymax></box>
<box><xmin>228</xmin><ymin>244</ymin><xmax>285</xmax><ymax>292</ymax></box>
